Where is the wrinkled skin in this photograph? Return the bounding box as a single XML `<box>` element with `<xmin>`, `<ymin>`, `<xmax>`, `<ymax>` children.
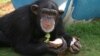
<box><xmin>47</xmin><ymin>37</ymin><xmax>81</xmax><ymax>56</ymax></box>
<box><xmin>69</xmin><ymin>37</ymin><xmax>82</xmax><ymax>54</ymax></box>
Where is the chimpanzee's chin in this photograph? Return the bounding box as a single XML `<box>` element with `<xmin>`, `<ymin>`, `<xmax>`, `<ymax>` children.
<box><xmin>40</xmin><ymin>24</ymin><xmax>55</xmax><ymax>33</ymax></box>
<box><xmin>42</xmin><ymin>26</ymin><xmax>55</xmax><ymax>33</ymax></box>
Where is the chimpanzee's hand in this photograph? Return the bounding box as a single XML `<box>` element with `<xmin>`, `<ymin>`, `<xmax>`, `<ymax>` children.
<box><xmin>69</xmin><ymin>37</ymin><xmax>82</xmax><ymax>54</ymax></box>
<box><xmin>46</xmin><ymin>37</ymin><xmax>67</xmax><ymax>54</ymax></box>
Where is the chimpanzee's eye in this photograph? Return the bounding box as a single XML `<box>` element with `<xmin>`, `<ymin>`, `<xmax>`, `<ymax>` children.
<box><xmin>41</xmin><ymin>8</ymin><xmax>58</xmax><ymax>16</ymax></box>
<box><xmin>49</xmin><ymin>12</ymin><xmax>56</xmax><ymax>16</ymax></box>
<box><xmin>41</xmin><ymin>10</ymin><xmax>48</xmax><ymax>14</ymax></box>
<box><xmin>49</xmin><ymin>10</ymin><xmax>58</xmax><ymax>16</ymax></box>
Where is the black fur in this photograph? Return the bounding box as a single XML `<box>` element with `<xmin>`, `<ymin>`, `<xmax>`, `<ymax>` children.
<box><xmin>0</xmin><ymin>0</ymin><xmax>72</xmax><ymax>56</ymax></box>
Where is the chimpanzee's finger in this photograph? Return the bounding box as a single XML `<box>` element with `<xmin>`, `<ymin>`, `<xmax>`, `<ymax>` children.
<box><xmin>74</xmin><ymin>41</ymin><xmax>82</xmax><ymax>49</ymax></box>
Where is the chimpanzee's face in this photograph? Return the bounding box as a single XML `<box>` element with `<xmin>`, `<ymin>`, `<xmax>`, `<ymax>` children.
<box><xmin>39</xmin><ymin>8</ymin><xmax>59</xmax><ymax>33</ymax></box>
<box><xmin>31</xmin><ymin>0</ymin><xmax>63</xmax><ymax>33</ymax></box>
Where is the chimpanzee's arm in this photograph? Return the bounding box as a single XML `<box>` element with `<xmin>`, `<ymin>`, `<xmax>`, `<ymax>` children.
<box><xmin>55</xmin><ymin>18</ymin><xmax>81</xmax><ymax>53</ymax></box>
<box><xmin>0</xmin><ymin>21</ymin><xmax>51</xmax><ymax>56</ymax></box>
<box><xmin>0</xmin><ymin>15</ymin><xmax>53</xmax><ymax>56</ymax></box>
<box><xmin>55</xmin><ymin>18</ymin><xmax>72</xmax><ymax>47</ymax></box>
<box><xmin>11</xmin><ymin>22</ymin><xmax>54</xmax><ymax>55</ymax></box>
<box><xmin>14</xmin><ymin>38</ymin><xmax>49</xmax><ymax>55</ymax></box>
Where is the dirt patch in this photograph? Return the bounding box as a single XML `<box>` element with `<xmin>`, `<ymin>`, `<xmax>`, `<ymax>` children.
<box><xmin>0</xmin><ymin>1</ymin><xmax>15</xmax><ymax>16</ymax></box>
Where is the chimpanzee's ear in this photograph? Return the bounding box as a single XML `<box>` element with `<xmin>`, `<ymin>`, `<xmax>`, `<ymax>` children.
<box><xmin>59</xmin><ymin>10</ymin><xmax>64</xmax><ymax>15</ymax></box>
<box><xmin>31</xmin><ymin>4</ymin><xmax>39</xmax><ymax>14</ymax></box>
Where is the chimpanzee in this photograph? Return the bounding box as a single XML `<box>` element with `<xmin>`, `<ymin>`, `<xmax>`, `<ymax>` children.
<box><xmin>0</xmin><ymin>0</ymin><xmax>81</xmax><ymax>56</ymax></box>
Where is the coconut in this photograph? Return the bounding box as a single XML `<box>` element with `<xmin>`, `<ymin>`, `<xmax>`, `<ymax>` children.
<box><xmin>49</xmin><ymin>38</ymin><xmax>63</xmax><ymax>48</ymax></box>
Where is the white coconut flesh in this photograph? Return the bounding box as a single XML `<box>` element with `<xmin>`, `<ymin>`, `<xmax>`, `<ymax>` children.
<box><xmin>70</xmin><ymin>37</ymin><xmax>77</xmax><ymax>46</ymax></box>
<box><xmin>50</xmin><ymin>38</ymin><xmax>63</xmax><ymax>45</ymax></box>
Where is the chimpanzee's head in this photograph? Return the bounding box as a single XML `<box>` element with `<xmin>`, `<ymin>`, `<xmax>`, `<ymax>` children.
<box><xmin>31</xmin><ymin>0</ymin><xmax>63</xmax><ymax>33</ymax></box>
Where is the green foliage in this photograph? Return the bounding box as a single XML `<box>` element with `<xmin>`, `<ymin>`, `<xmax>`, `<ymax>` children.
<box><xmin>66</xmin><ymin>21</ymin><xmax>100</xmax><ymax>36</ymax></box>
<box><xmin>0</xmin><ymin>48</ymin><xmax>19</xmax><ymax>56</ymax></box>
<box><xmin>65</xmin><ymin>21</ymin><xmax>100</xmax><ymax>56</ymax></box>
